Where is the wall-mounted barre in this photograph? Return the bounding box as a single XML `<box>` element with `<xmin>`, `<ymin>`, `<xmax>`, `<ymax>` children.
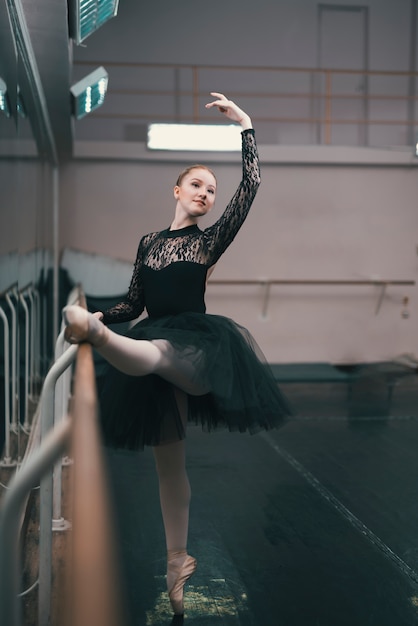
<box><xmin>208</xmin><ymin>279</ymin><xmax>416</xmax><ymax>317</ymax></box>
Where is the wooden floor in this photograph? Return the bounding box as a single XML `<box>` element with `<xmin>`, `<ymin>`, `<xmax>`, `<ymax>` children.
<box><xmin>104</xmin><ymin>363</ymin><xmax>418</xmax><ymax>626</ymax></box>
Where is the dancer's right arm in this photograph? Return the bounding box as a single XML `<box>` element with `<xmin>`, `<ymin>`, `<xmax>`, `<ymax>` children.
<box><xmin>100</xmin><ymin>237</ymin><xmax>147</xmax><ymax>325</ymax></box>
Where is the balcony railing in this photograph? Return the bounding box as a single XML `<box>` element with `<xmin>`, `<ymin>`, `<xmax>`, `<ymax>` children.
<box><xmin>73</xmin><ymin>61</ymin><xmax>418</xmax><ymax>148</ymax></box>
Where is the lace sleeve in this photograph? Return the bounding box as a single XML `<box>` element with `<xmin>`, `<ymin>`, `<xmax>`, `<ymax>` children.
<box><xmin>101</xmin><ymin>236</ymin><xmax>147</xmax><ymax>325</ymax></box>
<box><xmin>203</xmin><ymin>129</ymin><xmax>260</xmax><ymax>265</ymax></box>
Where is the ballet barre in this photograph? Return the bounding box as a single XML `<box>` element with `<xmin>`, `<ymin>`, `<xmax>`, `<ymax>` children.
<box><xmin>208</xmin><ymin>279</ymin><xmax>416</xmax><ymax>317</ymax></box>
<box><xmin>0</xmin><ymin>291</ymin><xmax>125</xmax><ymax>626</ymax></box>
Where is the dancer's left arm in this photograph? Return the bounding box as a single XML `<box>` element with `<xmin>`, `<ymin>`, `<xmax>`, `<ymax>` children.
<box><xmin>203</xmin><ymin>93</ymin><xmax>261</xmax><ymax>264</ymax></box>
<box><xmin>205</xmin><ymin>91</ymin><xmax>253</xmax><ymax>130</ymax></box>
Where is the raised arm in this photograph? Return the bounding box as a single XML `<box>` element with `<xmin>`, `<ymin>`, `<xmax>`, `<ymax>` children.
<box><xmin>205</xmin><ymin>91</ymin><xmax>253</xmax><ymax>131</ymax></box>
<box><xmin>203</xmin><ymin>93</ymin><xmax>260</xmax><ymax>264</ymax></box>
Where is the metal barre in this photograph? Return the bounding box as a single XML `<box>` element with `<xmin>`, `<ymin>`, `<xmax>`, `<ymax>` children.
<box><xmin>209</xmin><ymin>279</ymin><xmax>415</xmax><ymax>285</ymax></box>
<box><xmin>0</xmin><ymin>418</ymin><xmax>71</xmax><ymax>626</ymax></box>
<box><xmin>207</xmin><ymin>278</ymin><xmax>416</xmax><ymax>317</ymax></box>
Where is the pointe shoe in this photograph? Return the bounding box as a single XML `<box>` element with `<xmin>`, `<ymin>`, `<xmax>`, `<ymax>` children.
<box><xmin>167</xmin><ymin>554</ymin><xmax>197</xmax><ymax>615</ymax></box>
<box><xmin>62</xmin><ymin>305</ymin><xmax>108</xmax><ymax>347</ymax></box>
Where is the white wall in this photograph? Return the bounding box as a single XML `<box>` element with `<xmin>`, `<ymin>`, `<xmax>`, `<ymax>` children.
<box><xmin>71</xmin><ymin>0</ymin><xmax>418</xmax><ymax>146</ymax></box>
<box><xmin>75</xmin><ymin>0</ymin><xmax>415</xmax><ymax>70</ymax></box>
<box><xmin>61</xmin><ymin>0</ymin><xmax>418</xmax><ymax>364</ymax></box>
<box><xmin>60</xmin><ymin>149</ymin><xmax>418</xmax><ymax>364</ymax></box>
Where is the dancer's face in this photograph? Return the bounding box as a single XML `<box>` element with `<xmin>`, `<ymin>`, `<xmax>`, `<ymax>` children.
<box><xmin>174</xmin><ymin>168</ymin><xmax>217</xmax><ymax>219</ymax></box>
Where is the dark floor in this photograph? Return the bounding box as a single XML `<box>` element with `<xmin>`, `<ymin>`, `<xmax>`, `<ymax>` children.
<box><xmin>104</xmin><ymin>362</ymin><xmax>418</xmax><ymax>626</ymax></box>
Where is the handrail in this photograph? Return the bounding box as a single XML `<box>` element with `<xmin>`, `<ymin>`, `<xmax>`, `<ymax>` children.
<box><xmin>0</xmin><ymin>288</ymin><xmax>126</xmax><ymax>626</ymax></box>
<box><xmin>18</xmin><ymin>292</ymin><xmax>30</xmax><ymax>430</ymax></box>
<box><xmin>0</xmin><ymin>284</ymin><xmax>20</xmax><ymax>466</ymax></box>
<box><xmin>74</xmin><ymin>61</ymin><xmax>418</xmax><ymax>145</ymax></box>
<box><xmin>209</xmin><ymin>278</ymin><xmax>415</xmax><ymax>285</ymax></box>
<box><xmin>67</xmin><ymin>342</ymin><xmax>126</xmax><ymax>626</ymax></box>
<box><xmin>6</xmin><ymin>289</ymin><xmax>18</xmax><ymax>433</ymax></box>
<box><xmin>52</xmin><ymin>330</ymin><xmax>73</xmax><ymax>530</ymax></box>
<box><xmin>18</xmin><ymin>285</ymin><xmax>42</xmax><ymax>433</ymax></box>
<box><xmin>0</xmin><ymin>305</ymin><xmax>11</xmax><ymax>465</ymax></box>
<box><xmin>0</xmin><ymin>418</ymin><xmax>72</xmax><ymax>626</ymax></box>
<box><xmin>60</xmin><ymin>290</ymin><xmax>126</xmax><ymax>625</ymax></box>
<box><xmin>52</xmin><ymin>284</ymin><xmax>91</xmax><ymax>530</ymax></box>
<box><xmin>1</xmin><ymin>281</ymin><xmax>45</xmax><ymax>467</ymax></box>
<box><xmin>38</xmin><ymin>344</ymin><xmax>78</xmax><ymax>626</ymax></box>
<box><xmin>208</xmin><ymin>278</ymin><xmax>416</xmax><ymax>317</ymax></box>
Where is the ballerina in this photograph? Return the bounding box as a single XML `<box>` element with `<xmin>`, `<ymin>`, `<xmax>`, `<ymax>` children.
<box><xmin>63</xmin><ymin>92</ymin><xmax>290</xmax><ymax>616</ymax></box>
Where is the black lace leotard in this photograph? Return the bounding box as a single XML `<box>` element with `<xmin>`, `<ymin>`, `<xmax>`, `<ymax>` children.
<box><xmin>98</xmin><ymin>130</ymin><xmax>291</xmax><ymax>450</ymax></box>
<box><xmin>102</xmin><ymin>129</ymin><xmax>260</xmax><ymax>323</ymax></box>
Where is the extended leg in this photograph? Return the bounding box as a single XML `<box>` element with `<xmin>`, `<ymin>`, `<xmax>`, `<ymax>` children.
<box><xmin>63</xmin><ymin>305</ymin><xmax>209</xmax><ymax>395</ymax></box>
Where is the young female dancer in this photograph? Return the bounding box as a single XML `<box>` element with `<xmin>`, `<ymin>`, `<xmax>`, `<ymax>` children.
<box><xmin>63</xmin><ymin>92</ymin><xmax>290</xmax><ymax>616</ymax></box>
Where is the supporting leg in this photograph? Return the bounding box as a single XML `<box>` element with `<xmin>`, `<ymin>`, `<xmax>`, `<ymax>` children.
<box><xmin>152</xmin><ymin>389</ymin><xmax>196</xmax><ymax>615</ymax></box>
<box><xmin>152</xmin><ymin>390</ymin><xmax>190</xmax><ymax>553</ymax></box>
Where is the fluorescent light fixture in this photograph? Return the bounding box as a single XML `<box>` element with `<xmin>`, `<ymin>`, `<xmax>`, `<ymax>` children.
<box><xmin>69</xmin><ymin>0</ymin><xmax>120</xmax><ymax>45</ymax></box>
<box><xmin>70</xmin><ymin>66</ymin><xmax>108</xmax><ymax>120</ymax></box>
<box><xmin>0</xmin><ymin>77</ymin><xmax>11</xmax><ymax>118</ymax></box>
<box><xmin>147</xmin><ymin>124</ymin><xmax>242</xmax><ymax>151</ymax></box>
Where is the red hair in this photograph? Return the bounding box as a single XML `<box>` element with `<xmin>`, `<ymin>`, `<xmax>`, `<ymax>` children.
<box><xmin>175</xmin><ymin>164</ymin><xmax>217</xmax><ymax>187</ymax></box>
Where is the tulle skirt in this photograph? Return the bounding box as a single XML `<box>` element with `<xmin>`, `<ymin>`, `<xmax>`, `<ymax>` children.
<box><xmin>98</xmin><ymin>312</ymin><xmax>291</xmax><ymax>450</ymax></box>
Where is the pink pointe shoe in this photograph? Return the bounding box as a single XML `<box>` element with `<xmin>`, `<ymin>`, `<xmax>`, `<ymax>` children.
<box><xmin>167</xmin><ymin>552</ymin><xmax>197</xmax><ymax>615</ymax></box>
<box><xmin>62</xmin><ymin>305</ymin><xmax>108</xmax><ymax>347</ymax></box>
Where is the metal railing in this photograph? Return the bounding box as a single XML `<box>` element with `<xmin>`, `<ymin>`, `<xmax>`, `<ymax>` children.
<box><xmin>1</xmin><ymin>282</ymin><xmax>43</xmax><ymax>467</ymax></box>
<box><xmin>208</xmin><ymin>277</ymin><xmax>416</xmax><ymax>317</ymax></box>
<box><xmin>0</xmin><ymin>292</ymin><xmax>126</xmax><ymax>626</ymax></box>
<box><xmin>37</xmin><ymin>340</ymin><xmax>78</xmax><ymax>626</ymax></box>
<box><xmin>0</xmin><ymin>325</ymin><xmax>78</xmax><ymax>625</ymax></box>
<box><xmin>66</xmin><ymin>341</ymin><xmax>126</xmax><ymax>626</ymax></box>
<box><xmin>19</xmin><ymin>283</ymin><xmax>42</xmax><ymax>432</ymax></box>
<box><xmin>0</xmin><ymin>286</ymin><xmax>14</xmax><ymax>467</ymax></box>
<box><xmin>74</xmin><ymin>60</ymin><xmax>418</xmax><ymax>147</ymax></box>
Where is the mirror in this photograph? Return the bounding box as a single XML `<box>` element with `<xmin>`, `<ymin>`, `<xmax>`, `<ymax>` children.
<box><xmin>0</xmin><ymin>2</ymin><xmax>55</xmax><ymax>466</ymax></box>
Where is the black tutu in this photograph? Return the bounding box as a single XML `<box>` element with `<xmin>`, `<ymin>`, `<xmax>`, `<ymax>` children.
<box><xmin>98</xmin><ymin>312</ymin><xmax>292</xmax><ymax>450</ymax></box>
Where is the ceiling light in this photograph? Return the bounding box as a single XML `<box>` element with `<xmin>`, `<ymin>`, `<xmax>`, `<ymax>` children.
<box><xmin>69</xmin><ymin>0</ymin><xmax>120</xmax><ymax>45</ymax></box>
<box><xmin>147</xmin><ymin>124</ymin><xmax>242</xmax><ymax>151</ymax></box>
<box><xmin>0</xmin><ymin>77</ymin><xmax>11</xmax><ymax>118</ymax></box>
<box><xmin>70</xmin><ymin>66</ymin><xmax>108</xmax><ymax>120</ymax></box>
